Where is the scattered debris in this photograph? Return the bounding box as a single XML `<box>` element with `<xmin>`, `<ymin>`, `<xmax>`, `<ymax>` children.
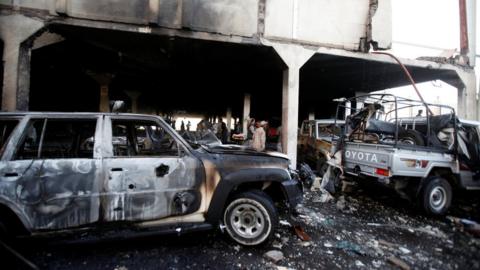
<box><xmin>396</xmin><ymin>216</ymin><xmax>408</xmax><ymax>224</ymax></box>
<box><xmin>336</xmin><ymin>196</ymin><xmax>347</xmax><ymax>211</ymax></box>
<box><xmin>312</xmin><ymin>189</ymin><xmax>334</xmax><ymax>203</ymax></box>
<box><xmin>341</xmin><ymin>181</ymin><xmax>357</xmax><ymax>193</ymax></box>
<box><xmin>447</xmin><ymin>216</ymin><xmax>480</xmax><ymax>237</ymax></box>
<box><xmin>310</xmin><ymin>177</ymin><xmax>323</xmax><ymax>191</ymax></box>
<box><xmin>300</xmin><ymin>241</ymin><xmax>312</xmax><ymax>247</ymax></box>
<box><xmin>335</xmin><ymin>241</ymin><xmax>365</xmax><ymax>256</ymax></box>
<box><xmin>293</xmin><ymin>225</ymin><xmax>311</xmax><ymax>241</ymax></box>
<box><xmin>372</xmin><ymin>260</ymin><xmax>382</xmax><ymax>268</ymax></box>
<box><xmin>387</xmin><ymin>256</ymin><xmax>411</xmax><ymax>270</ymax></box>
<box><xmin>355</xmin><ymin>260</ymin><xmax>365</xmax><ymax>267</ymax></box>
<box><xmin>399</xmin><ymin>247</ymin><xmax>411</xmax><ymax>254</ymax></box>
<box><xmin>279</xmin><ymin>220</ymin><xmax>292</xmax><ymax>227</ymax></box>
<box><xmin>264</xmin><ymin>250</ymin><xmax>284</xmax><ymax>263</ymax></box>
<box><xmin>272</xmin><ymin>241</ymin><xmax>283</xmax><ymax>249</ymax></box>
<box><xmin>367</xmin><ymin>223</ymin><xmax>447</xmax><ymax>239</ymax></box>
<box><xmin>378</xmin><ymin>239</ymin><xmax>397</xmax><ymax>248</ymax></box>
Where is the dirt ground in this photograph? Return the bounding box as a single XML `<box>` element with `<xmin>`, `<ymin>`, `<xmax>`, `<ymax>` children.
<box><xmin>5</xmin><ymin>183</ymin><xmax>480</xmax><ymax>270</ymax></box>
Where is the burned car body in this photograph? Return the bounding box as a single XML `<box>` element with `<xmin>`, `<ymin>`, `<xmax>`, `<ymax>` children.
<box><xmin>330</xmin><ymin>94</ymin><xmax>480</xmax><ymax>215</ymax></box>
<box><xmin>298</xmin><ymin>119</ymin><xmax>344</xmax><ymax>175</ymax></box>
<box><xmin>0</xmin><ymin>113</ymin><xmax>303</xmax><ymax>246</ymax></box>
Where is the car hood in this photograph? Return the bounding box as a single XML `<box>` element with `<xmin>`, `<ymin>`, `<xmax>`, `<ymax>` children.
<box><xmin>202</xmin><ymin>144</ymin><xmax>290</xmax><ymax>160</ymax></box>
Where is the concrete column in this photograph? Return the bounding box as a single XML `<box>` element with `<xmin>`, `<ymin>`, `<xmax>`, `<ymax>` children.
<box><xmin>308</xmin><ymin>110</ymin><xmax>315</xmax><ymax>120</ymax></box>
<box><xmin>345</xmin><ymin>101</ymin><xmax>352</xmax><ymax>119</ymax></box>
<box><xmin>272</xmin><ymin>43</ymin><xmax>316</xmax><ymax>168</ymax></box>
<box><xmin>455</xmin><ymin>69</ymin><xmax>477</xmax><ymax>120</ymax></box>
<box><xmin>242</xmin><ymin>93</ymin><xmax>251</xmax><ymax>135</ymax></box>
<box><xmin>0</xmin><ymin>15</ymin><xmax>44</xmax><ymax>111</ymax></box>
<box><xmin>226</xmin><ymin>107</ymin><xmax>232</xmax><ymax>132</ymax></box>
<box><xmin>125</xmin><ymin>90</ymin><xmax>141</xmax><ymax>113</ymax></box>
<box><xmin>88</xmin><ymin>73</ymin><xmax>114</xmax><ymax>113</ymax></box>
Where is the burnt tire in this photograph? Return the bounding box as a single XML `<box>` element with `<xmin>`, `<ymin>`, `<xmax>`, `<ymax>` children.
<box><xmin>298</xmin><ymin>162</ymin><xmax>315</xmax><ymax>188</ymax></box>
<box><xmin>399</xmin><ymin>129</ymin><xmax>425</xmax><ymax>146</ymax></box>
<box><xmin>421</xmin><ymin>177</ymin><xmax>452</xmax><ymax>215</ymax></box>
<box><xmin>316</xmin><ymin>157</ymin><xmax>328</xmax><ymax>177</ymax></box>
<box><xmin>223</xmin><ymin>191</ymin><xmax>278</xmax><ymax>246</ymax></box>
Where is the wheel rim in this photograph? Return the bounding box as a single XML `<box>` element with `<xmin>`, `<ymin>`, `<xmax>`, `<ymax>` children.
<box><xmin>429</xmin><ymin>186</ymin><xmax>447</xmax><ymax>212</ymax></box>
<box><xmin>229</xmin><ymin>203</ymin><xmax>265</xmax><ymax>239</ymax></box>
<box><xmin>401</xmin><ymin>137</ymin><xmax>415</xmax><ymax>145</ymax></box>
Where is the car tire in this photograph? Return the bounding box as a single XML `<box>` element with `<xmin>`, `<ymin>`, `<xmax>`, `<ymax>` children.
<box><xmin>223</xmin><ymin>191</ymin><xmax>278</xmax><ymax>246</ymax></box>
<box><xmin>399</xmin><ymin>129</ymin><xmax>425</xmax><ymax>146</ymax></box>
<box><xmin>421</xmin><ymin>177</ymin><xmax>452</xmax><ymax>215</ymax></box>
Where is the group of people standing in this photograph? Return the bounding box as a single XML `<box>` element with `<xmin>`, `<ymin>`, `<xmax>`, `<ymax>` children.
<box><xmin>245</xmin><ymin>118</ymin><xmax>282</xmax><ymax>152</ymax></box>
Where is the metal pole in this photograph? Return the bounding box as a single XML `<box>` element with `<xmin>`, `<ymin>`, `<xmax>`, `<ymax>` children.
<box><xmin>371</xmin><ymin>51</ymin><xmax>433</xmax><ymax>115</ymax></box>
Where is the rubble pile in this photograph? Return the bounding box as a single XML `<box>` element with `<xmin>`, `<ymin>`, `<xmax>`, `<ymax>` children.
<box><xmin>25</xmin><ymin>188</ymin><xmax>480</xmax><ymax>270</ymax></box>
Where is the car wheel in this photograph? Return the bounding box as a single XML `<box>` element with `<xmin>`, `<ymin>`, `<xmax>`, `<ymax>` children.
<box><xmin>223</xmin><ymin>191</ymin><xmax>278</xmax><ymax>246</ymax></box>
<box><xmin>421</xmin><ymin>177</ymin><xmax>452</xmax><ymax>215</ymax></box>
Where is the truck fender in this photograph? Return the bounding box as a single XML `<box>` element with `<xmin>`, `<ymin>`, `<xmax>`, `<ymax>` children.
<box><xmin>0</xmin><ymin>196</ymin><xmax>32</xmax><ymax>233</ymax></box>
<box><xmin>205</xmin><ymin>168</ymin><xmax>291</xmax><ymax>224</ymax></box>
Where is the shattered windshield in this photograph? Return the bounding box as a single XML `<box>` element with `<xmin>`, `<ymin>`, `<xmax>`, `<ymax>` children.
<box><xmin>180</xmin><ymin>129</ymin><xmax>222</xmax><ymax>148</ymax></box>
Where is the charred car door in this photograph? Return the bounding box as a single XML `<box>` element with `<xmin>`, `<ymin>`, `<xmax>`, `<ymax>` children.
<box><xmin>102</xmin><ymin>116</ymin><xmax>203</xmax><ymax>222</ymax></box>
<box><xmin>2</xmin><ymin>116</ymin><xmax>101</xmax><ymax>230</ymax></box>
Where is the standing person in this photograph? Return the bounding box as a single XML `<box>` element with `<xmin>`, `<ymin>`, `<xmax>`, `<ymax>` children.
<box><xmin>221</xmin><ymin>122</ymin><xmax>229</xmax><ymax>144</ymax></box>
<box><xmin>245</xmin><ymin>118</ymin><xmax>255</xmax><ymax>146</ymax></box>
<box><xmin>180</xmin><ymin>120</ymin><xmax>185</xmax><ymax>132</ymax></box>
<box><xmin>252</xmin><ymin>121</ymin><xmax>266</xmax><ymax>151</ymax></box>
<box><xmin>186</xmin><ymin>121</ymin><xmax>191</xmax><ymax>131</ymax></box>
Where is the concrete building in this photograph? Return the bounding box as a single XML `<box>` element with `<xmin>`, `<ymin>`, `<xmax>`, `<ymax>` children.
<box><xmin>0</xmin><ymin>0</ymin><xmax>477</xmax><ymax>167</ymax></box>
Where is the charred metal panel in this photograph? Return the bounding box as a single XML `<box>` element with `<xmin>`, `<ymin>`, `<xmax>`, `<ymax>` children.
<box><xmin>0</xmin><ymin>0</ymin><xmax>13</xmax><ymax>6</ymax></box>
<box><xmin>102</xmin><ymin>155</ymin><xmax>202</xmax><ymax>222</ymax></box>
<box><xmin>371</xmin><ymin>0</ymin><xmax>392</xmax><ymax>50</ymax></box>
<box><xmin>157</xmin><ymin>0</ymin><xmax>183</xmax><ymax>28</ymax></box>
<box><xmin>59</xmin><ymin>0</ymin><xmax>151</xmax><ymax>25</ymax></box>
<box><xmin>16</xmin><ymin>0</ymin><xmax>53</xmax><ymax>11</ymax></box>
<box><xmin>0</xmin><ymin>159</ymin><xmax>101</xmax><ymax>230</ymax></box>
<box><xmin>182</xmin><ymin>0</ymin><xmax>258</xmax><ymax>37</ymax></box>
<box><xmin>264</xmin><ymin>0</ymin><xmax>371</xmax><ymax>51</ymax></box>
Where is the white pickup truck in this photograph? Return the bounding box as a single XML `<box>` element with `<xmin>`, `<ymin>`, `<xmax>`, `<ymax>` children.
<box><xmin>337</xmin><ymin>94</ymin><xmax>480</xmax><ymax>215</ymax></box>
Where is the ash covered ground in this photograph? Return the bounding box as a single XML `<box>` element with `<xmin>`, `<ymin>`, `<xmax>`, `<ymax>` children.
<box><xmin>7</xmin><ymin>184</ymin><xmax>480</xmax><ymax>270</ymax></box>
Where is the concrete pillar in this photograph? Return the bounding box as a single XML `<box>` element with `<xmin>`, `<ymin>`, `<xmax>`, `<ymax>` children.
<box><xmin>455</xmin><ymin>69</ymin><xmax>477</xmax><ymax>120</ymax></box>
<box><xmin>242</xmin><ymin>93</ymin><xmax>251</xmax><ymax>135</ymax></box>
<box><xmin>88</xmin><ymin>73</ymin><xmax>114</xmax><ymax>113</ymax></box>
<box><xmin>125</xmin><ymin>90</ymin><xmax>141</xmax><ymax>113</ymax></box>
<box><xmin>226</xmin><ymin>107</ymin><xmax>232</xmax><ymax>132</ymax></box>
<box><xmin>345</xmin><ymin>101</ymin><xmax>352</xmax><ymax>119</ymax></box>
<box><xmin>272</xmin><ymin>43</ymin><xmax>316</xmax><ymax>168</ymax></box>
<box><xmin>0</xmin><ymin>14</ymin><xmax>44</xmax><ymax>111</ymax></box>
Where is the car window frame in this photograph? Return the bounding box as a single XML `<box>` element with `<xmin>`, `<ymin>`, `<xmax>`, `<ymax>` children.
<box><xmin>9</xmin><ymin>115</ymin><xmax>101</xmax><ymax>161</ymax></box>
<box><xmin>105</xmin><ymin>115</ymin><xmax>190</xmax><ymax>159</ymax></box>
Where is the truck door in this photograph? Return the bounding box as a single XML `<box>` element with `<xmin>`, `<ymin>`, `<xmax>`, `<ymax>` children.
<box><xmin>102</xmin><ymin>116</ymin><xmax>203</xmax><ymax>222</ymax></box>
<box><xmin>3</xmin><ymin>117</ymin><xmax>101</xmax><ymax>230</ymax></box>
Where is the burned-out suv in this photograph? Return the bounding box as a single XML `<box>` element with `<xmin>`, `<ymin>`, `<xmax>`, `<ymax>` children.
<box><xmin>0</xmin><ymin>113</ymin><xmax>303</xmax><ymax>246</ymax></box>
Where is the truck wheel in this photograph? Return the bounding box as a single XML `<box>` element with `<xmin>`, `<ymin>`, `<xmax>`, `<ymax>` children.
<box><xmin>223</xmin><ymin>191</ymin><xmax>278</xmax><ymax>246</ymax></box>
<box><xmin>399</xmin><ymin>129</ymin><xmax>425</xmax><ymax>146</ymax></box>
<box><xmin>421</xmin><ymin>177</ymin><xmax>452</xmax><ymax>215</ymax></box>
